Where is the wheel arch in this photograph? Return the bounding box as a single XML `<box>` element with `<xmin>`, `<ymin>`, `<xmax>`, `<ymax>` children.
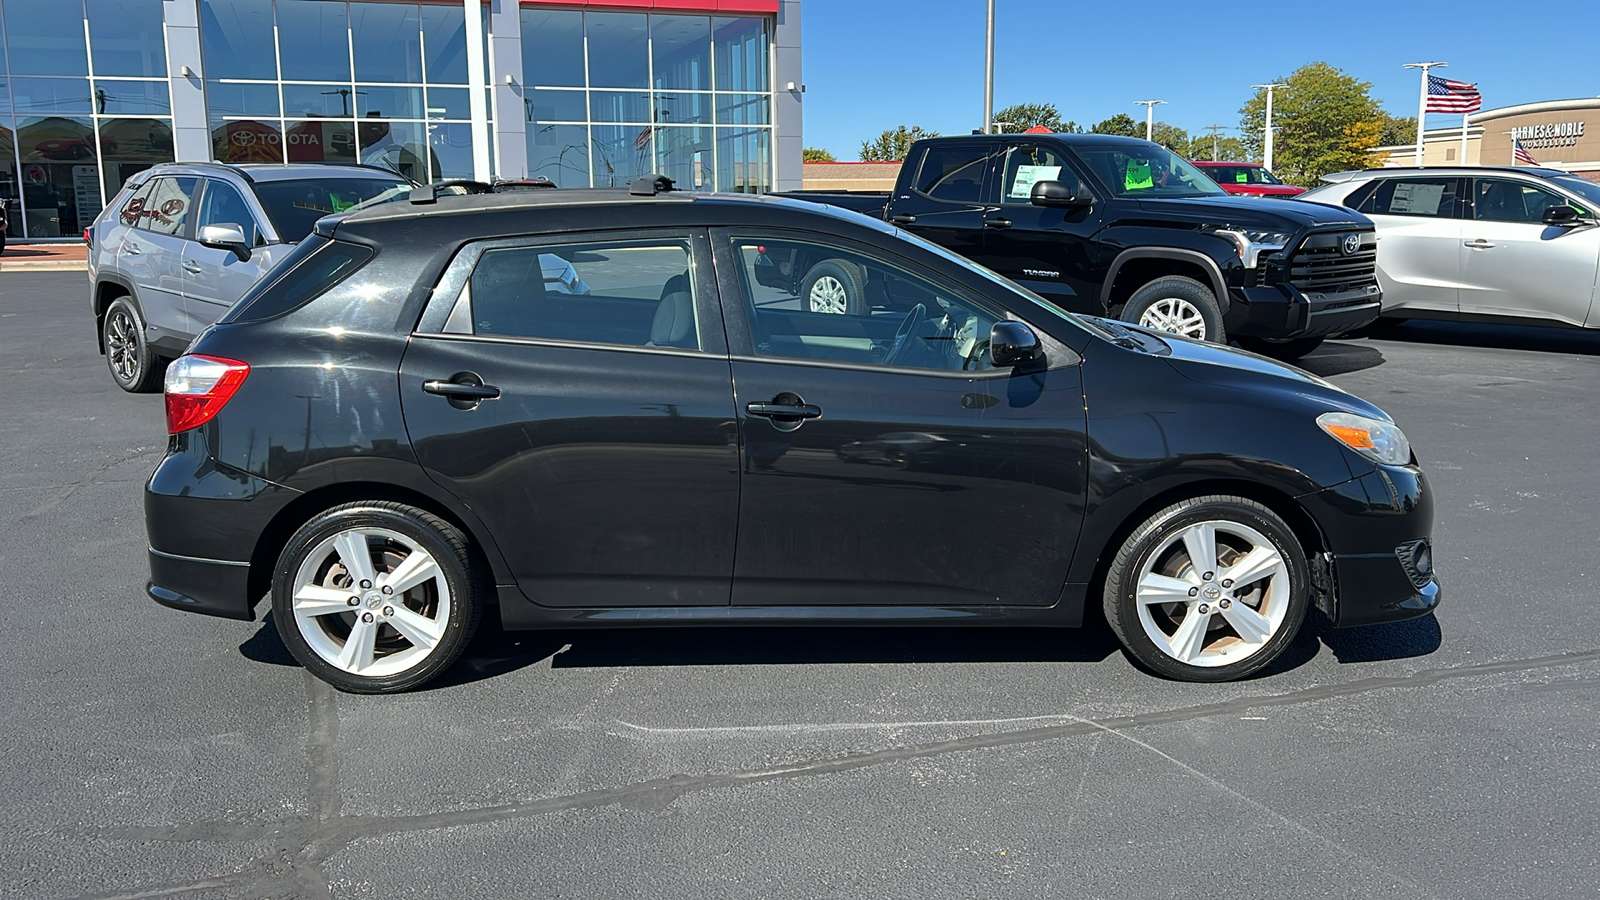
<box><xmin>1100</xmin><ymin>248</ymin><xmax>1230</xmax><ymax>317</ymax></box>
<box><xmin>93</xmin><ymin>274</ymin><xmax>137</xmax><ymax>354</ymax></box>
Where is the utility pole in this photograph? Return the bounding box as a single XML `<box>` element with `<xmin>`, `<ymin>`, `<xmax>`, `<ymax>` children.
<box><xmin>1135</xmin><ymin>100</ymin><xmax>1166</xmax><ymax>141</ymax></box>
<box><xmin>1252</xmin><ymin>83</ymin><xmax>1286</xmax><ymax>170</ymax></box>
<box><xmin>1205</xmin><ymin>124</ymin><xmax>1226</xmax><ymax>160</ymax></box>
<box><xmin>982</xmin><ymin>0</ymin><xmax>995</xmax><ymax>134</ymax></box>
<box><xmin>1403</xmin><ymin>61</ymin><xmax>1446</xmax><ymax>166</ymax></box>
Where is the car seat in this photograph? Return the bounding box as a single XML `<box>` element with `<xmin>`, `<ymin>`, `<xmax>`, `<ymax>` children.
<box><xmin>647</xmin><ymin>272</ymin><xmax>695</xmax><ymax>348</ymax></box>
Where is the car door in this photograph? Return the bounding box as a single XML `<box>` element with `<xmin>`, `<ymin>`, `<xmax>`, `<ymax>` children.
<box><xmin>887</xmin><ymin>141</ymin><xmax>996</xmax><ymax>262</ymax></box>
<box><xmin>1351</xmin><ymin>175</ymin><xmax>1466</xmax><ymax>315</ymax></box>
<box><xmin>977</xmin><ymin>141</ymin><xmax>1104</xmax><ymax>315</ymax></box>
<box><xmin>399</xmin><ymin>229</ymin><xmax>741</xmax><ymax>608</ymax></box>
<box><xmin>713</xmin><ymin>228</ymin><xmax>1089</xmax><ymax>608</ymax></box>
<box><xmin>1459</xmin><ymin>177</ymin><xmax>1600</xmax><ymax>326</ymax></box>
<box><xmin>118</xmin><ymin>176</ymin><xmax>198</xmax><ymax>339</ymax></box>
<box><xmin>181</xmin><ymin>178</ymin><xmax>277</xmax><ymax>328</ymax></box>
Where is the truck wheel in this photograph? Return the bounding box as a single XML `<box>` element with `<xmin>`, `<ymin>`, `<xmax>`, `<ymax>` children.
<box><xmin>1235</xmin><ymin>336</ymin><xmax>1324</xmax><ymax>360</ymax></box>
<box><xmin>800</xmin><ymin>259</ymin><xmax>866</xmax><ymax>316</ymax></box>
<box><xmin>1121</xmin><ymin>277</ymin><xmax>1225</xmax><ymax>343</ymax></box>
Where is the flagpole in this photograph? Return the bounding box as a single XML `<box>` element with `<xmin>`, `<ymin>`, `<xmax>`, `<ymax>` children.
<box><xmin>1403</xmin><ymin>61</ymin><xmax>1446</xmax><ymax>166</ymax></box>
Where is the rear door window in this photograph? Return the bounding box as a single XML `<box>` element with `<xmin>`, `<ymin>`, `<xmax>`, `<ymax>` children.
<box><xmin>133</xmin><ymin>176</ymin><xmax>199</xmax><ymax>237</ymax></box>
<box><xmin>1355</xmin><ymin>177</ymin><xmax>1464</xmax><ymax>218</ymax></box>
<box><xmin>913</xmin><ymin>144</ymin><xmax>990</xmax><ymax>203</ymax></box>
<box><xmin>118</xmin><ymin>179</ymin><xmax>157</xmax><ymax>227</ymax></box>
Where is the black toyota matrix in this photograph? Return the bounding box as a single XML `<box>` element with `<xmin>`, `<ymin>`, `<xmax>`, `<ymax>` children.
<box><xmin>146</xmin><ymin>178</ymin><xmax>1439</xmax><ymax>693</ymax></box>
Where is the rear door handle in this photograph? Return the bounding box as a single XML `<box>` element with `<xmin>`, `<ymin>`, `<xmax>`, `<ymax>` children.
<box><xmin>985</xmin><ymin>217</ymin><xmax>1013</xmax><ymax>229</ymax></box>
<box><xmin>889</xmin><ymin>214</ymin><xmax>917</xmax><ymax>226</ymax></box>
<box><xmin>181</xmin><ymin>260</ymin><xmax>203</xmax><ymax>274</ymax></box>
<box><xmin>1464</xmin><ymin>239</ymin><xmax>1495</xmax><ymax>249</ymax></box>
<box><xmin>423</xmin><ymin>373</ymin><xmax>500</xmax><ymax>409</ymax></box>
<box><xmin>120</xmin><ymin>242</ymin><xmax>141</xmax><ymax>256</ymax></box>
<box><xmin>747</xmin><ymin>401</ymin><xmax>822</xmax><ymax>419</ymax></box>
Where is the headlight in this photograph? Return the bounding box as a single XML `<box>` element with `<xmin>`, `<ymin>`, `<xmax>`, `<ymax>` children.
<box><xmin>1213</xmin><ymin>228</ymin><xmax>1292</xmax><ymax>268</ymax></box>
<box><xmin>1316</xmin><ymin>411</ymin><xmax>1412</xmax><ymax>465</ymax></box>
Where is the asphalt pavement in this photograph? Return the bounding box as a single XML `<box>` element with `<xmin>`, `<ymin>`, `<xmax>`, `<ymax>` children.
<box><xmin>2</xmin><ymin>270</ymin><xmax>1598</xmax><ymax>899</ymax></box>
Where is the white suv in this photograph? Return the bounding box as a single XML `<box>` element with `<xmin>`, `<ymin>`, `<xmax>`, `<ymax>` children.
<box><xmin>1300</xmin><ymin>167</ymin><xmax>1600</xmax><ymax>332</ymax></box>
<box><xmin>87</xmin><ymin>163</ymin><xmax>411</xmax><ymax>391</ymax></box>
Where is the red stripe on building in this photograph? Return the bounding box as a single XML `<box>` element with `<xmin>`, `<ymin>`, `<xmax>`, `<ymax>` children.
<box><xmin>520</xmin><ymin>0</ymin><xmax>779</xmax><ymax>13</ymax></box>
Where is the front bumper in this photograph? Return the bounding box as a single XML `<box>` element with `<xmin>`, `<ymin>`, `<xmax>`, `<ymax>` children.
<box><xmin>1226</xmin><ymin>283</ymin><xmax>1382</xmax><ymax>340</ymax></box>
<box><xmin>1300</xmin><ymin>464</ymin><xmax>1441</xmax><ymax>627</ymax></box>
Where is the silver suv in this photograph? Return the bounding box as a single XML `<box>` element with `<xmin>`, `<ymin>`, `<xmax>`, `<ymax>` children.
<box><xmin>88</xmin><ymin>163</ymin><xmax>411</xmax><ymax>391</ymax></box>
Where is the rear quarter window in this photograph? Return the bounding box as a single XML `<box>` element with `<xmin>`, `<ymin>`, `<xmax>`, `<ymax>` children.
<box><xmin>222</xmin><ymin>237</ymin><xmax>375</xmax><ymax>324</ymax></box>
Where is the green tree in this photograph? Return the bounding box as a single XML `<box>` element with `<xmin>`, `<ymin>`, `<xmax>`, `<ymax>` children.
<box><xmin>803</xmin><ymin>147</ymin><xmax>835</xmax><ymax>162</ymax></box>
<box><xmin>1148</xmin><ymin>121</ymin><xmax>1191</xmax><ymax>153</ymax></box>
<box><xmin>859</xmin><ymin>125</ymin><xmax>940</xmax><ymax>162</ymax></box>
<box><xmin>992</xmin><ymin>102</ymin><xmax>1082</xmax><ymax>134</ymax></box>
<box><xmin>1378</xmin><ymin>113</ymin><xmax>1417</xmax><ymax>147</ymax></box>
<box><xmin>1091</xmin><ymin>113</ymin><xmax>1140</xmax><ymax>137</ymax></box>
<box><xmin>1239</xmin><ymin>62</ymin><xmax>1386</xmax><ymax>185</ymax></box>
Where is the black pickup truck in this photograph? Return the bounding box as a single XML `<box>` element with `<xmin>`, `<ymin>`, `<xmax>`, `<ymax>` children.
<box><xmin>772</xmin><ymin>134</ymin><xmax>1380</xmax><ymax>358</ymax></box>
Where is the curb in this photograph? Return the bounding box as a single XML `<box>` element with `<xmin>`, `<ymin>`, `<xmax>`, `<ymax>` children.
<box><xmin>1</xmin><ymin>261</ymin><xmax>89</xmax><ymax>272</ymax></box>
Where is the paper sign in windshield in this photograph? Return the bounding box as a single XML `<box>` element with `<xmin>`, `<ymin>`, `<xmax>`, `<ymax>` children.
<box><xmin>1010</xmin><ymin>165</ymin><xmax>1062</xmax><ymax>198</ymax></box>
<box><xmin>1390</xmin><ymin>182</ymin><xmax>1445</xmax><ymax>215</ymax></box>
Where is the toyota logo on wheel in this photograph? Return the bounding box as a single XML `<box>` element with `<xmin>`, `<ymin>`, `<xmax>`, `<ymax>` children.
<box><xmin>1342</xmin><ymin>233</ymin><xmax>1361</xmax><ymax>255</ymax></box>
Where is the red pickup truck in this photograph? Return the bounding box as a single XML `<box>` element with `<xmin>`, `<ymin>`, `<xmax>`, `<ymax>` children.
<box><xmin>1191</xmin><ymin>162</ymin><xmax>1305</xmax><ymax>198</ymax></box>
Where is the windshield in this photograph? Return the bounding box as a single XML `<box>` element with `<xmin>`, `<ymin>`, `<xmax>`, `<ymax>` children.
<box><xmin>253</xmin><ymin>177</ymin><xmax>411</xmax><ymax>242</ymax></box>
<box><xmin>1077</xmin><ymin>145</ymin><xmax>1229</xmax><ymax>199</ymax></box>
<box><xmin>1201</xmin><ymin>165</ymin><xmax>1283</xmax><ymax>186</ymax></box>
<box><xmin>1551</xmin><ymin>176</ymin><xmax>1600</xmax><ymax>214</ymax></box>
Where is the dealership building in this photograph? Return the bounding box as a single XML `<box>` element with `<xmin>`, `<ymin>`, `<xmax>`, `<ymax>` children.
<box><xmin>1374</xmin><ymin>97</ymin><xmax>1600</xmax><ymax>180</ymax></box>
<box><xmin>0</xmin><ymin>0</ymin><xmax>801</xmax><ymax>240</ymax></box>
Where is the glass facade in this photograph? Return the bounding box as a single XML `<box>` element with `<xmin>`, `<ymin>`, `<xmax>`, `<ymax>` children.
<box><xmin>0</xmin><ymin>0</ymin><xmax>780</xmax><ymax>241</ymax></box>
<box><xmin>0</xmin><ymin>0</ymin><xmax>173</xmax><ymax>238</ymax></box>
<box><xmin>522</xmin><ymin>10</ymin><xmax>773</xmax><ymax>192</ymax></box>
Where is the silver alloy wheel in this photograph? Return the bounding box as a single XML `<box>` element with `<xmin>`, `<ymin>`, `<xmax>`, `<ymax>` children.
<box><xmin>1134</xmin><ymin>520</ymin><xmax>1289</xmax><ymax>667</ymax></box>
<box><xmin>1137</xmin><ymin>298</ymin><xmax>1208</xmax><ymax>340</ymax></box>
<box><xmin>290</xmin><ymin>526</ymin><xmax>453</xmax><ymax>678</ymax></box>
<box><xmin>808</xmin><ymin>275</ymin><xmax>849</xmax><ymax>314</ymax></box>
<box><xmin>106</xmin><ymin>308</ymin><xmax>139</xmax><ymax>383</ymax></box>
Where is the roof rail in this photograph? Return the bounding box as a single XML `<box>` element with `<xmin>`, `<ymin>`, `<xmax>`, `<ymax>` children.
<box><xmin>409</xmin><ymin>180</ymin><xmax>494</xmax><ymax>204</ymax></box>
<box><xmin>629</xmin><ymin>174</ymin><xmax>676</xmax><ymax>196</ymax></box>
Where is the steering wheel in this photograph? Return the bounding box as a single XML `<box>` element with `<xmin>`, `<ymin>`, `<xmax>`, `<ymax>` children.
<box><xmin>883</xmin><ymin>303</ymin><xmax>926</xmax><ymax>367</ymax></box>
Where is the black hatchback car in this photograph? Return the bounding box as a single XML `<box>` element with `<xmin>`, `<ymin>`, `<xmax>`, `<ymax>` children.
<box><xmin>146</xmin><ymin>180</ymin><xmax>1439</xmax><ymax>693</ymax></box>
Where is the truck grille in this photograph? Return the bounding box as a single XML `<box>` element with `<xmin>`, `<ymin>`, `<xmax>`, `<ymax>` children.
<box><xmin>1288</xmin><ymin>231</ymin><xmax>1378</xmax><ymax>295</ymax></box>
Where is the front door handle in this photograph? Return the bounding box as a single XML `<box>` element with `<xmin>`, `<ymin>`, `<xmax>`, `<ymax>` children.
<box><xmin>181</xmin><ymin>259</ymin><xmax>203</xmax><ymax>274</ymax></box>
<box><xmin>985</xmin><ymin>217</ymin><xmax>1013</xmax><ymax>229</ymax></box>
<box><xmin>423</xmin><ymin>372</ymin><xmax>500</xmax><ymax>409</ymax></box>
<box><xmin>746</xmin><ymin>392</ymin><xmax>822</xmax><ymax>431</ymax></box>
<box><xmin>1464</xmin><ymin>239</ymin><xmax>1495</xmax><ymax>249</ymax></box>
<box><xmin>889</xmin><ymin>214</ymin><xmax>917</xmax><ymax>226</ymax></box>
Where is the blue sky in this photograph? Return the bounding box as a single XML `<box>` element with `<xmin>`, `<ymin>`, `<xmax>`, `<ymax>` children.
<box><xmin>799</xmin><ymin>0</ymin><xmax>1600</xmax><ymax>159</ymax></box>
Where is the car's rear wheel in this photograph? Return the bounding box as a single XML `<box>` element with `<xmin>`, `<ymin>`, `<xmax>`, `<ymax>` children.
<box><xmin>102</xmin><ymin>297</ymin><xmax>162</xmax><ymax>393</ymax></box>
<box><xmin>1121</xmin><ymin>276</ymin><xmax>1226</xmax><ymax>344</ymax></box>
<box><xmin>800</xmin><ymin>259</ymin><xmax>866</xmax><ymax>315</ymax></box>
<box><xmin>1235</xmin><ymin>336</ymin><xmax>1324</xmax><ymax>360</ymax></box>
<box><xmin>1103</xmin><ymin>496</ymin><xmax>1309</xmax><ymax>682</ymax></box>
<box><xmin>272</xmin><ymin>502</ymin><xmax>483</xmax><ymax>693</ymax></box>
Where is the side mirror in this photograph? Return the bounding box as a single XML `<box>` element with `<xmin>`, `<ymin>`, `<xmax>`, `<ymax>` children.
<box><xmin>199</xmin><ymin>223</ymin><xmax>252</xmax><ymax>262</ymax></box>
<box><xmin>1030</xmin><ymin>178</ymin><xmax>1091</xmax><ymax>209</ymax></box>
<box><xmin>1543</xmin><ymin>205</ymin><xmax>1583</xmax><ymax>227</ymax></box>
<box><xmin>989</xmin><ymin>321</ymin><xmax>1043</xmax><ymax>367</ymax></box>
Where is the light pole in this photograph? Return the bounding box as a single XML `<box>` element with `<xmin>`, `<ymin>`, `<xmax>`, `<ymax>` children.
<box><xmin>1403</xmin><ymin>61</ymin><xmax>1447</xmax><ymax>166</ymax></box>
<box><xmin>1135</xmin><ymin>100</ymin><xmax>1166</xmax><ymax>141</ymax></box>
<box><xmin>982</xmin><ymin>0</ymin><xmax>995</xmax><ymax>133</ymax></box>
<box><xmin>1252</xmin><ymin>83</ymin><xmax>1286</xmax><ymax>170</ymax></box>
<box><xmin>1204</xmin><ymin>124</ymin><xmax>1226</xmax><ymax>160</ymax></box>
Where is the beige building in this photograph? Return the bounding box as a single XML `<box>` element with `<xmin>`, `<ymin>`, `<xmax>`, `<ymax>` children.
<box><xmin>801</xmin><ymin>160</ymin><xmax>902</xmax><ymax>190</ymax></box>
<box><xmin>1373</xmin><ymin>97</ymin><xmax>1600</xmax><ymax>181</ymax></box>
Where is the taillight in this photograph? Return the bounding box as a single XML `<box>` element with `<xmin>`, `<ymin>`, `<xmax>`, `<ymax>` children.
<box><xmin>164</xmin><ymin>355</ymin><xmax>250</xmax><ymax>434</ymax></box>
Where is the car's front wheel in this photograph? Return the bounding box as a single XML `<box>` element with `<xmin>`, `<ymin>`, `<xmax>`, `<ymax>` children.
<box><xmin>1103</xmin><ymin>496</ymin><xmax>1309</xmax><ymax>681</ymax></box>
<box><xmin>102</xmin><ymin>297</ymin><xmax>163</xmax><ymax>393</ymax></box>
<box><xmin>1121</xmin><ymin>276</ymin><xmax>1226</xmax><ymax>344</ymax></box>
<box><xmin>272</xmin><ymin>502</ymin><xmax>483</xmax><ymax>693</ymax></box>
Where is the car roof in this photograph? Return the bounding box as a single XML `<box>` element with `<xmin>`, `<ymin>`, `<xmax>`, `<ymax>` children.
<box><xmin>138</xmin><ymin>161</ymin><xmax>409</xmax><ymax>184</ymax></box>
<box><xmin>1191</xmin><ymin>160</ymin><xmax>1259</xmax><ymax>167</ymax></box>
<box><xmin>918</xmin><ymin>133</ymin><xmax>1166</xmax><ymax>150</ymax></box>
<box><xmin>1320</xmin><ymin>166</ymin><xmax>1574</xmax><ymax>184</ymax></box>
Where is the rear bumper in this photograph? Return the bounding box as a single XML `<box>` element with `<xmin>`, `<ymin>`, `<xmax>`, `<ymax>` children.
<box><xmin>1227</xmin><ymin>283</ymin><xmax>1382</xmax><ymax>339</ymax></box>
<box><xmin>1299</xmin><ymin>464</ymin><xmax>1441</xmax><ymax>627</ymax></box>
<box><xmin>148</xmin><ymin>549</ymin><xmax>255</xmax><ymax>620</ymax></box>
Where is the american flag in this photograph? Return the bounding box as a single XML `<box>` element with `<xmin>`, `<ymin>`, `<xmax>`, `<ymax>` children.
<box><xmin>1426</xmin><ymin>75</ymin><xmax>1481</xmax><ymax>113</ymax></box>
<box><xmin>1513</xmin><ymin>139</ymin><xmax>1539</xmax><ymax>166</ymax></box>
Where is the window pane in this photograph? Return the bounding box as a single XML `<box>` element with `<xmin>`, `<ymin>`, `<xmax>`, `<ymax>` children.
<box><xmin>4</xmin><ymin>3</ymin><xmax>89</xmax><ymax>76</ymax></box>
<box><xmin>1357</xmin><ymin>178</ymin><xmax>1460</xmax><ymax>218</ymax></box>
<box><xmin>586</xmin><ymin>12</ymin><xmax>648</xmax><ymax>89</ymax></box>
<box><xmin>358</xmin><ymin>120</ymin><xmax>432</xmax><ymax>182</ymax></box>
<box><xmin>211</xmin><ymin>117</ymin><xmax>285</xmax><ymax>164</ymax></box>
<box><xmin>0</xmin><ymin>120</ymin><xmax>18</xmax><ymax>239</ymax></box>
<box><xmin>1473</xmin><ymin>179</ymin><xmax>1566</xmax><ymax>223</ymax></box>
<box><xmin>590</xmin><ymin>125</ymin><xmax>654</xmax><ymax>187</ymax></box>
<box><xmin>520</xmin><ymin>8</ymin><xmax>584</xmax><ymax>88</ymax></box>
<box><xmin>117</xmin><ymin>177</ymin><xmax>156</xmax><ymax>228</ymax></box>
<box><xmin>252</xmin><ymin>175</ymin><xmax>411</xmax><ymax>241</ymax></box>
<box><xmin>424</xmin><ymin>87</ymin><xmax>469</xmax><ymax>121</ymax></box>
<box><xmin>654</xmin><ymin>125</ymin><xmax>711</xmax><ymax>190</ymax></box>
<box><xmin>651</xmin><ymin>15</ymin><xmax>710</xmax><ymax>91</ymax></box>
<box><xmin>656</xmin><ymin>91</ymin><xmax>711</xmax><ymax>126</ymax></box>
<box><xmin>714</xmin><ymin>93</ymin><xmax>767</xmax><ymax>126</ymax></box>
<box><xmin>713</xmin><ymin>17</ymin><xmax>768</xmax><ymax>92</ymax></box>
<box><xmin>351</xmin><ymin>2</ymin><xmax>422</xmax><ymax>84</ymax></box>
<box><xmin>589</xmin><ymin>90</ymin><xmax>653</xmax><ymax>124</ymax></box>
<box><xmin>99</xmin><ymin>117</ymin><xmax>173</xmax><ymax>200</ymax></box>
<box><xmin>276</xmin><ymin>0</ymin><xmax>351</xmax><ymax>82</ymax></box>
<box><xmin>525</xmin><ymin>89</ymin><xmax>587</xmax><ymax>123</ymax></box>
<box><xmin>227</xmin><ymin>237</ymin><xmax>375</xmax><ymax>323</ymax></box>
<box><xmin>284</xmin><ymin>84</ymin><xmax>360</xmax><ymax>118</ymax></box>
<box><xmin>199</xmin><ymin>0</ymin><xmax>277</xmax><ymax>80</ymax></box>
<box><xmin>421</xmin><ymin>4</ymin><xmax>468</xmax><ymax>84</ymax></box>
<box><xmin>196</xmin><ymin>178</ymin><xmax>261</xmax><ymax>245</ymax></box>
<box><xmin>467</xmin><ymin>242</ymin><xmax>697</xmax><ymax>350</ymax></box>
<box><xmin>207</xmin><ymin>81</ymin><xmax>281</xmax><ymax>118</ymax></box>
<box><xmin>357</xmin><ymin>85</ymin><xmax>421</xmax><ymax>119</ymax></box>
<box><xmin>10</xmin><ymin>78</ymin><xmax>95</xmax><ymax>117</ymax></box>
<box><xmin>86</xmin><ymin>0</ymin><xmax>166</xmax><ymax>77</ymax></box>
<box><xmin>136</xmin><ymin>176</ymin><xmax>199</xmax><ymax>236</ymax></box>
<box><xmin>715</xmin><ymin>127</ymin><xmax>768</xmax><ymax>194</ymax></box>
<box><xmin>92</xmin><ymin>80</ymin><xmax>171</xmax><ymax>115</ymax></box>
<box><xmin>284</xmin><ymin>119</ymin><xmax>356</xmax><ymax>164</ymax></box>
<box><xmin>999</xmin><ymin>144</ymin><xmax>1069</xmax><ymax>202</ymax></box>
<box><xmin>730</xmin><ymin>237</ymin><xmax>999</xmax><ymax>371</ymax></box>
<box><xmin>527</xmin><ymin>123</ymin><xmax>590</xmax><ymax>187</ymax></box>
<box><xmin>426</xmin><ymin>121</ymin><xmax>475</xmax><ymax>180</ymax></box>
<box><xmin>915</xmin><ymin>144</ymin><xmax>988</xmax><ymax>201</ymax></box>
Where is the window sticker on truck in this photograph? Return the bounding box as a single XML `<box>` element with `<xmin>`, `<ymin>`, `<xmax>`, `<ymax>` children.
<box><xmin>1010</xmin><ymin>165</ymin><xmax>1062</xmax><ymax>198</ymax></box>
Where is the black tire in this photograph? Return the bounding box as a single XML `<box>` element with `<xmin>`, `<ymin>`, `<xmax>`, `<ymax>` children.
<box><xmin>271</xmin><ymin>501</ymin><xmax>484</xmax><ymax>694</ymax></box>
<box><xmin>799</xmin><ymin>259</ymin><xmax>867</xmax><ymax>316</ymax></box>
<box><xmin>1234</xmin><ymin>336</ymin><xmax>1324</xmax><ymax>360</ymax></box>
<box><xmin>1120</xmin><ymin>276</ymin><xmax>1226</xmax><ymax>344</ymax></box>
<box><xmin>102</xmin><ymin>296</ymin><xmax>163</xmax><ymax>393</ymax></box>
<box><xmin>1102</xmin><ymin>495</ymin><xmax>1309</xmax><ymax>682</ymax></box>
